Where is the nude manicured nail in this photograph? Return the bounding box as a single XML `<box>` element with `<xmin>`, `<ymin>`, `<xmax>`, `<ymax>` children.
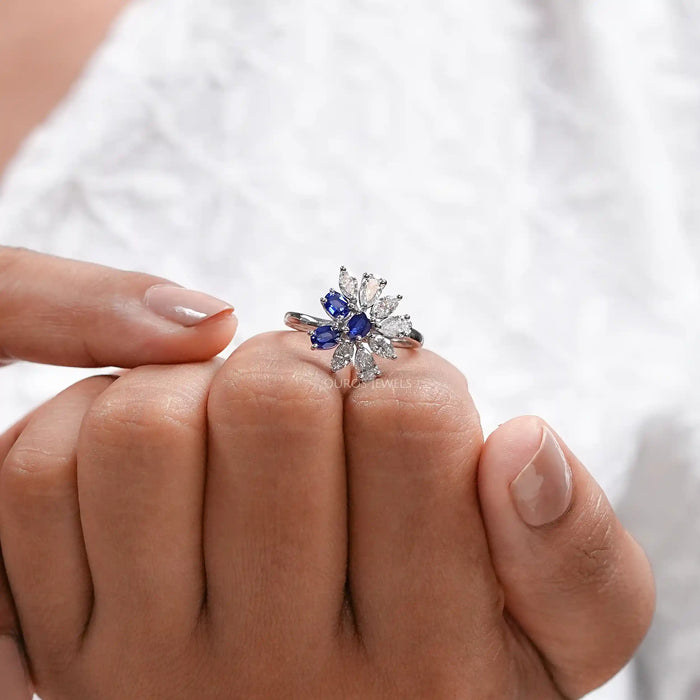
<box><xmin>144</xmin><ymin>285</ymin><xmax>234</xmax><ymax>327</ymax></box>
<box><xmin>510</xmin><ymin>426</ymin><xmax>573</xmax><ymax>527</ymax></box>
<box><xmin>0</xmin><ymin>637</ymin><xmax>32</xmax><ymax>699</ymax></box>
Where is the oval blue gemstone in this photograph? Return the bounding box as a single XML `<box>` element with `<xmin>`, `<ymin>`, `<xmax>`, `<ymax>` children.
<box><xmin>311</xmin><ymin>325</ymin><xmax>341</xmax><ymax>350</ymax></box>
<box><xmin>323</xmin><ymin>291</ymin><xmax>350</xmax><ymax>319</ymax></box>
<box><xmin>347</xmin><ymin>312</ymin><xmax>372</xmax><ymax>339</ymax></box>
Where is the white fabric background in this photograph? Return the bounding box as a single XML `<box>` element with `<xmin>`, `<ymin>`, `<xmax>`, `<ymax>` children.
<box><xmin>1</xmin><ymin>0</ymin><xmax>700</xmax><ymax>697</ymax></box>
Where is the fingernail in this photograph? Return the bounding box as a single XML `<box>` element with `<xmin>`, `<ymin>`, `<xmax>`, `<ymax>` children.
<box><xmin>510</xmin><ymin>426</ymin><xmax>573</xmax><ymax>527</ymax></box>
<box><xmin>0</xmin><ymin>636</ymin><xmax>32</xmax><ymax>699</ymax></box>
<box><xmin>144</xmin><ymin>285</ymin><xmax>234</xmax><ymax>327</ymax></box>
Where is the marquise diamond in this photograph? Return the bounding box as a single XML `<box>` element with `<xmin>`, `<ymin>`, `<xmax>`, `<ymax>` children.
<box><xmin>330</xmin><ymin>340</ymin><xmax>355</xmax><ymax>372</ymax></box>
<box><xmin>368</xmin><ymin>332</ymin><xmax>397</xmax><ymax>359</ymax></box>
<box><xmin>378</xmin><ymin>315</ymin><xmax>412</xmax><ymax>339</ymax></box>
<box><xmin>339</xmin><ymin>267</ymin><xmax>359</xmax><ymax>303</ymax></box>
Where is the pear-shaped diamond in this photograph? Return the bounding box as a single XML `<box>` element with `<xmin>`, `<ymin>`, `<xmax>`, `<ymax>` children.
<box><xmin>359</xmin><ymin>274</ymin><xmax>383</xmax><ymax>308</ymax></box>
<box><xmin>354</xmin><ymin>343</ymin><xmax>376</xmax><ymax>372</ymax></box>
<box><xmin>358</xmin><ymin>367</ymin><xmax>381</xmax><ymax>382</ymax></box>
<box><xmin>369</xmin><ymin>333</ymin><xmax>397</xmax><ymax>359</ymax></box>
<box><xmin>372</xmin><ymin>295</ymin><xmax>401</xmax><ymax>321</ymax></box>
<box><xmin>330</xmin><ymin>340</ymin><xmax>354</xmax><ymax>372</ymax></box>
<box><xmin>339</xmin><ymin>266</ymin><xmax>358</xmax><ymax>303</ymax></box>
<box><xmin>378</xmin><ymin>315</ymin><xmax>412</xmax><ymax>338</ymax></box>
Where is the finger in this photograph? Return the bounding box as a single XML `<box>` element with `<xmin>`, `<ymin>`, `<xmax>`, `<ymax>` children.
<box><xmin>77</xmin><ymin>362</ymin><xmax>217</xmax><ymax>642</ymax></box>
<box><xmin>205</xmin><ymin>332</ymin><xmax>348</xmax><ymax>655</ymax></box>
<box><xmin>0</xmin><ymin>636</ymin><xmax>32</xmax><ymax>700</ymax></box>
<box><xmin>343</xmin><ymin>351</ymin><xmax>505</xmax><ymax>669</ymax></box>
<box><xmin>478</xmin><ymin>416</ymin><xmax>655</xmax><ymax>697</ymax></box>
<box><xmin>0</xmin><ymin>376</ymin><xmax>114</xmax><ymax>669</ymax></box>
<box><xmin>0</xmin><ymin>412</ymin><xmax>36</xmax><ymax>699</ymax></box>
<box><xmin>0</xmin><ymin>246</ymin><xmax>236</xmax><ymax>367</ymax></box>
<box><xmin>0</xmin><ymin>412</ymin><xmax>37</xmax><ymax>463</ymax></box>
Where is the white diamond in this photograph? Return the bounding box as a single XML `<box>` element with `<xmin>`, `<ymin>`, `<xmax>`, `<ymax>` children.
<box><xmin>339</xmin><ymin>267</ymin><xmax>358</xmax><ymax>302</ymax></box>
<box><xmin>378</xmin><ymin>315</ymin><xmax>412</xmax><ymax>338</ymax></box>
<box><xmin>353</xmin><ymin>343</ymin><xmax>377</xmax><ymax>372</ymax></box>
<box><xmin>358</xmin><ymin>367</ymin><xmax>381</xmax><ymax>382</ymax></box>
<box><xmin>330</xmin><ymin>340</ymin><xmax>354</xmax><ymax>372</ymax></box>
<box><xmin>368</xmin><ymin>333</ymin><xmax>397</xmax><ymax>359</ymax></box>
<box><xmin>371</xmin><ymin>295</ymin><xmax>400</xmax><ymax>320</ymax></box>
<box><xmin>359</xmin><ymin>274</ymin><xmax>382</xmax><ymax>308</ymax></box>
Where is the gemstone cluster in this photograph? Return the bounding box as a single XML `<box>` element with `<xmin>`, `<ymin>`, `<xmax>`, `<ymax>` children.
<box><xmin>309</xmin><ymin>267</ymin><xmax>413</xmax><ymax>382</ymax></box>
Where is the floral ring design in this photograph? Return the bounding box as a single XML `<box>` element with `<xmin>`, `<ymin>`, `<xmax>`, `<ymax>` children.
<box><xmin>284</xmin><ymin>266</ymin><xmax>423</xmax><ymax>383</ymax></box>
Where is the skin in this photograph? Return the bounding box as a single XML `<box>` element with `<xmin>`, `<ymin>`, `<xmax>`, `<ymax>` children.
<box><xmin>0</xmin><ymin>6</ymin><xmax>656</xmax><ymax>694</ymax></box>
<box><xmin>0</xmin><ymin>244</ymin><xmax>239</xmax><ymax>697</ymax></box>
<box><xmin>0</xmin><ymin>0</ymin><xmax>130</xmax><ymax>172</ymax></box>
<box><xmin>0</xmin><ymin>327</ymin><xmax>655</xmax><ymax>699</ymax></box>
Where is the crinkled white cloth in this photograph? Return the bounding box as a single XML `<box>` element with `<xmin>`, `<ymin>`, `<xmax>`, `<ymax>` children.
<box><xmin>1</xmin><ymin>0</ymin><xmax>700</xmax><ymax>697</ymax></box>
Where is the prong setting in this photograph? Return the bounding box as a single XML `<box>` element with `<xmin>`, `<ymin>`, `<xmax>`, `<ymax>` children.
<box><xmin>289</xmin><ymin>268</ymin><xmax>418</xmax><ymax>381</ymax></box>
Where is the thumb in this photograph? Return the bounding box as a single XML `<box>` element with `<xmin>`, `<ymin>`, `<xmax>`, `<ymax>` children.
<box><xmin>0</xmin><ymin>246</ymin><xmax>237</xmax><ymax>368</ymax></box>
<box><xmin>478</xmin><ymin>416</ymin><xmax>655</xmax><ymax>698</ymax></box>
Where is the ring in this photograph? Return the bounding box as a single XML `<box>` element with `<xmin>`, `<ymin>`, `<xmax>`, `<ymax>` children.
<box><xmin>284</xmin><ymin>266</ymin><xmax>423</xmax><ymax>382</ymax></box>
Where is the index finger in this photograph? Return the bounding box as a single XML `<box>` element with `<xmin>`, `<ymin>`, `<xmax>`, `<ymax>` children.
<box><xmin>0</xmin><ymin>246</ymin><xmax>237</xmax><ymax>368</ymax></box>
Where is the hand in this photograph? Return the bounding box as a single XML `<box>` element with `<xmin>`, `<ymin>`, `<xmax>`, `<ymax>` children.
<box><xmin>0</xmin><ymin>245</ymin><xmax>237</xmax><ymax>698</ymax></box>
<box><xmin>0</xmin><ymin>332</ymin><xmax>654</xmax><ymax>699</ymax></box>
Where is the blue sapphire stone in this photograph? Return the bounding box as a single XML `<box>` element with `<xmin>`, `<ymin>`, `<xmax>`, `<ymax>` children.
<box><xmin>347</xmin><ymin>312</ymin><xmax>372</xmax><ymax>339</ymax></box>
<box><xmin>311</xmin><ymin>325</ymin><xmax>341</xmax><ymax>350</ymax></box>
<box><xmin>323</xmin><ymin>291</ymin><xmax>350</xmax><ymax>319</ymax></box>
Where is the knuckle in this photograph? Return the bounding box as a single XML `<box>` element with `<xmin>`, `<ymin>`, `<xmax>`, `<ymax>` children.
<box><xmin>1</xmin><ymin>444</ymin><xmax>72</xmax><ymax>504</ymax></box>
<box><xmin>0</xmin><ymin>377</ymin><xmax>114</xmax><ymax>506</ymax></box>
<box><xmin>212</xmin><ymin>364</ymin><xmax>336</xmax><ymax>427</ymax></box>
<box><xmin>349</xmin><ymin>371</ymin><xmax>479</xmax><ymax>445</ymax></box>
<box><xmin>210</xmin><ymin>337</ymin><xmax>338</xmax><ymax>427</ymax></box>
<box><xmin>82</xmin><ymin>384</ymin><xmax>199</xmax><ymax>447</ymax></box>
